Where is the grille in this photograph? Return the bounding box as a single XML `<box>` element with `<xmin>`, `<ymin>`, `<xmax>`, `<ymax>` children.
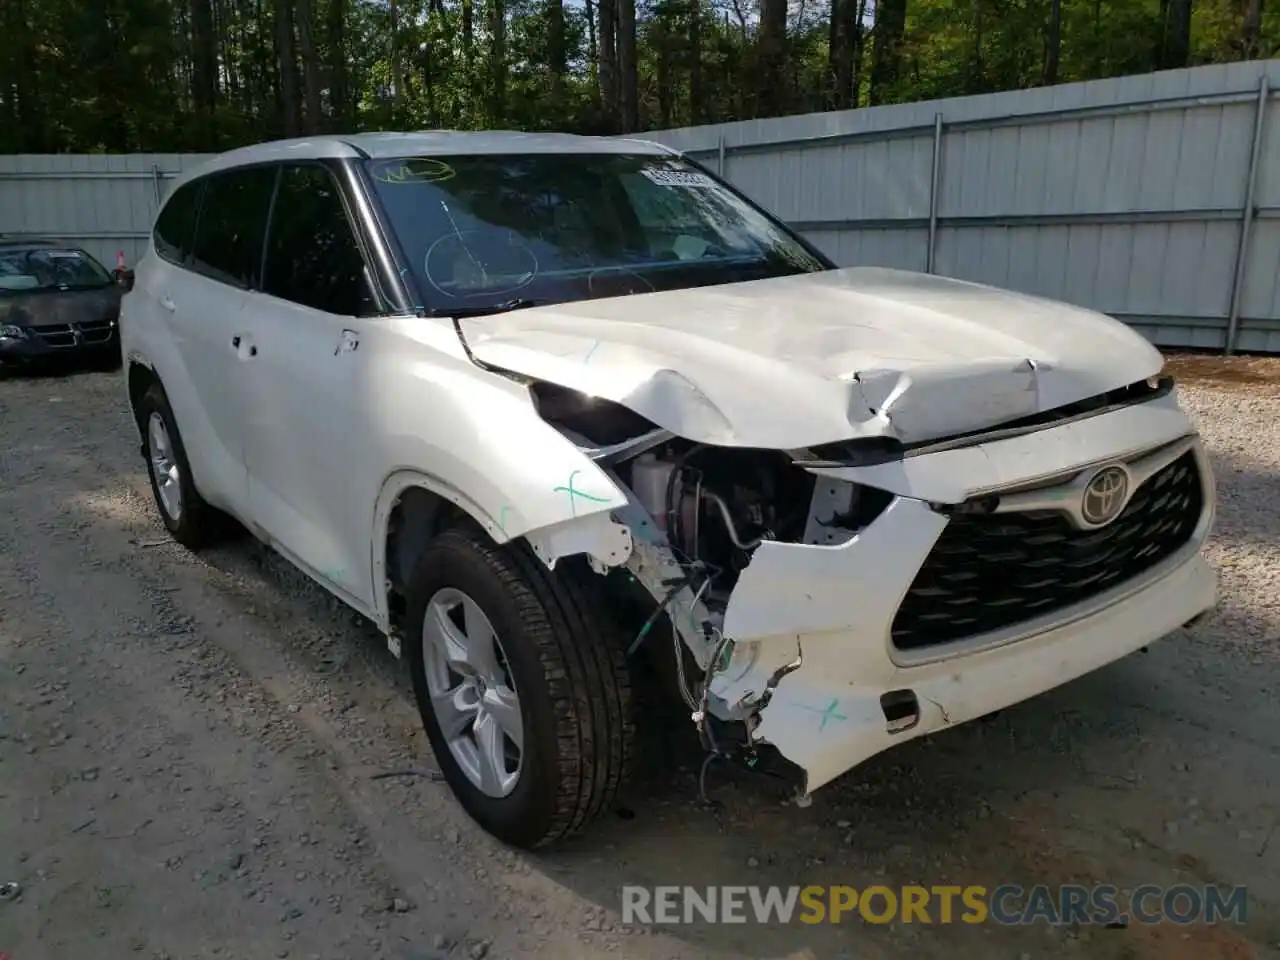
<box><xmin>891</xmin><ymin>451</ymin><xmax>1204</xmax><ymax>651</ymax></box>
<box><xmin>31</xmin><ymin>319</ymin><xmax>116</xmax><ymax>348</ymax></box>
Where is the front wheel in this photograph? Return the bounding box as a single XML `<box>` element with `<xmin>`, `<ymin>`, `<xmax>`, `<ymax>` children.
<box><xmin>405</xmin><ymin>524</ymin><xmax>634</xmax><ymax>849</ymax></box>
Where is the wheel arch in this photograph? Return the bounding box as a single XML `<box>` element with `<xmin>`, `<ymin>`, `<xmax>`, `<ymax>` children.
<box><xmin>371</xmin><ymin>467</ymin><xmax>634</xmax><ymax>635</ymax></box>
<box><xmin>126</xmin><ymin>354</ymin><xmax>160</xmax><ymax>438</ymax></box>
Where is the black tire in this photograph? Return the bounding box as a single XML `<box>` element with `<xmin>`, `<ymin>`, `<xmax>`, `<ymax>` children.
<box><xmin>405</xmin><ymin>523</ymin><xmax>634</xmax><ymax>849</ymax></box>
<box><xmin>137</xmin><ymin>382</ymin><xmax>229</xmax><ymax>550</ymax></box>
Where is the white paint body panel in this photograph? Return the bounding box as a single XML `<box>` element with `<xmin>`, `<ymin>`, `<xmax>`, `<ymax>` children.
<box><xmin>123</xmin><ymin>284</ymin><xmax>633</xmax><ymax>623</ymax></box>
<box><xmin>464</xmin><ymin>266</ymin><xmax>1165</xmax><ymax>448</ymax></box>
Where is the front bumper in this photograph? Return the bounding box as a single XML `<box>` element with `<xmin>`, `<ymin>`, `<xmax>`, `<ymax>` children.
<box><xmin>723</xmin><ymin>549</ymin><xmax>1215</xmax><ymax>792</ymax></box>
<box><xmin>709</xmin><ymin>420</ymin><xmax>1218</xmax><ymax>794</ymax></box>
<box><xmin>0</xmin><ymin>321</ymin><xmax>120</xmax><ymax>364</ymax></box>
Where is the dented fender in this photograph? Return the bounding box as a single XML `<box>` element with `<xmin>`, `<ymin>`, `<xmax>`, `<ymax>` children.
<box><xmin>362</xmin><ymin>330</ymin><xmax>639</xmax><ymax>629</ymax></box>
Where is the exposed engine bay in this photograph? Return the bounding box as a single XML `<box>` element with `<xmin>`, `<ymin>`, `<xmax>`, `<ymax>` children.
<box><xmin>530</xmin><ymin>380</ymin><xmax>885</xmax><ymax>602</ymax></box>
<box><xmin>620</xmin><ymin>445</ymin><xmax>814</xmax><ymax>598</ymax></box>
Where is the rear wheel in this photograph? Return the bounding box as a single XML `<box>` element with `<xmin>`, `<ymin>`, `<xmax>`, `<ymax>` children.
<box><xmin>137</xmin><ymin>382</ymin><xmax>229</xmax><ymax>549</ymax></box>
<box><xmin>405</xmin><ymin>524</ymin><xmax>634</xmax><ymax>849</ymax></box>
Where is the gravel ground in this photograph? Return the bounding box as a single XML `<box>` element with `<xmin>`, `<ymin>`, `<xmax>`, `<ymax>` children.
<box><xmin>0</xmin><ymin>361</ymin><xmax>1277</xmax><ymax>960</ymax></box>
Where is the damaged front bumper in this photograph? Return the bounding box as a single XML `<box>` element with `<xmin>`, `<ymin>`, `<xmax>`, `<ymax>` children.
<box><xmin>714</xmin><ymin>536</ymin><xmax>1215</xmax><ymax>793</ymax></box>
<box><xmin>692</xmin><ymin>422</ymin><xmax>1218</xmax><ymax>795</ymax></box>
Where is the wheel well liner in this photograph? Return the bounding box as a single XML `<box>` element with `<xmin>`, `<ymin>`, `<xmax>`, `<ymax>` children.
<box><xmin>127</xmin><ymin>361</ymin><xmax>158</xmax><ymax>432</ymax></box>
<box><xmin>384</xmin><ymin>486</ymin><xmax>465</xmax><ymax>611</ymax></box>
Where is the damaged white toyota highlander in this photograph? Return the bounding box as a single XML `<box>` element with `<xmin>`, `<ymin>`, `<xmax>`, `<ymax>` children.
<box><xmin>120</xmin><ymin>132</ymin><xmax>1218</xmax><ymax>849</ymax></box>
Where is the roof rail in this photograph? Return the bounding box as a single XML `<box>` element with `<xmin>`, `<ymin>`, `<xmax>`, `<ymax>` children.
<box><xmin>338</xmin><ymin>138</ymin><xmax>371</xmax><ymax>159</ymax></box>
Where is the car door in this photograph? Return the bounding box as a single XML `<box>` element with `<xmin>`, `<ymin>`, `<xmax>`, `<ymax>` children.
<box><xmin>236</xmin><ymin>162</ymin><xmax>380</xmax><ymax>610</ymax></box>
<box><xmin>135</xmin><ymin>178</ymin><xmax>236</xmax><ymax>513</ymax></box>
<box><xmin>161</xmin><ymin>166</ymin><xmax>277</xmax><ymax>521</ymax></box>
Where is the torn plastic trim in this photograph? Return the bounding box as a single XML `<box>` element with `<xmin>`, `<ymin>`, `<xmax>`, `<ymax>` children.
<box><xmin>723</xmin><ymin>496</ymin><xmax>946</xmax><ymax>645</ymax></box>
<box><xmin>523</xmin><ymin>509</ymin><xmax>635</xmax><ymax>574</ymax></box>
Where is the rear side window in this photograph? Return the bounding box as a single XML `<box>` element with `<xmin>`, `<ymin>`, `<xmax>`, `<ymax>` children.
<box><xmin>190</xmin><ymin>166</ymin><xmax>278</xmax><ymax>289</ymax></box>
<box><xmin>153</xmin><ymin>180</ymin><xmax>203</xmax><ymax>264</ymax></box>
<box><xmin>261</xmin><ymin>164</ymin><xmax>373</xmax><ymax>316</ymax></box>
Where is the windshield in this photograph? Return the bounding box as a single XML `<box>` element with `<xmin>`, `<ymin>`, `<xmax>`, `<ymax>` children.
<box><xmin>0</xmin><ymin>246</ymin><xmax>114</xmax><ymax>293</ymax></box>
<box><xmin>363</xmin><ymin>153</ymin><xmax>829</xmax><ymax>314</ymax></box>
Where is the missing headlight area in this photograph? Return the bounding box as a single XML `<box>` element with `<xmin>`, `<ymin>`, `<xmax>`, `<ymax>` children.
<box><xmin>529</xmin><ymin>381</ymin><xmax>663</xmax><ymax>448</ymax></box>
<box><xmin>530</xmin><ymin>378</ymin><xmax>897</xmax><ymax>624</ymax></box>
<box><xmin>621</xmin><ymin>444</ymin><xmax>816</xmax><ymax>592</ymax></box>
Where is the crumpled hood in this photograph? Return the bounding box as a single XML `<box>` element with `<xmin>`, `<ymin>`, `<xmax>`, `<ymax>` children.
<box><xmin>464</xmin><ymin>266</ymin><xmax>1164</xmax><ymax>449</ymax></box>
<box><xmin>0</xmin><ymin>287</ymin><xmax>122</xmax><ymax>328</ymax></box>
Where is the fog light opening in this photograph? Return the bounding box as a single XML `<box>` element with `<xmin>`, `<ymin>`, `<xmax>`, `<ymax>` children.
<box><xmin>880</xmin><ymin>689</ymin><xmax>920</xmax><ymax>735</ymax></box>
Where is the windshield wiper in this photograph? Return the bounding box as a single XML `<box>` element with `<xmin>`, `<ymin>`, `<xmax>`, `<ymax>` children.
<box><xmin>428</xmin><ymin>297</ymin><xmax>547</xmax><ymax>319</ymax></box>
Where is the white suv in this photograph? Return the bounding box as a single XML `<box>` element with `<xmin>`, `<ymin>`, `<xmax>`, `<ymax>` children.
<box><xmin>120</xmin><ymin>132</ymin><xmax>1218</xmax><ymax>849</ymax></box>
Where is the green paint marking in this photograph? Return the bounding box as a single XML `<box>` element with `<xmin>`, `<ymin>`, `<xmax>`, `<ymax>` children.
<box><xmin>818</xmin><ymin>698</ymin><xmax>847</xmax><ymax>731</ymax></box>
<box><xmin>552</xmin><ymin>469</ymin><xmax>611</xmax><ymax>517</ymax></box>
<box><xmin>370</xmin><ymin>157</ymin><xmax>457</xmax><ymax>184</ymax></box>
<box><xmin>496</xmin><ymin>505</ymin><xmax>512</xmax><ymax>535</ymax></box>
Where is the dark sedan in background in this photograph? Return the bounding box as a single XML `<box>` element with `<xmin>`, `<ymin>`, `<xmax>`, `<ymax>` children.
<box><xmin>0</xmin><ymin>238</ymin><xmax>126</xmax><ymax>373</ymax></box>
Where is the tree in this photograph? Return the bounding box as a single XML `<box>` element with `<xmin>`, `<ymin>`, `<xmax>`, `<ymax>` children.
<box><xmin>0</xmin><ymin>0</ymin><xmax>1273</xmax><ymax>154</ymax></box>
<box><xmin>869</xmin><ymin>0</ymin><xmax>908</xmax><ymax>105</ymax></box>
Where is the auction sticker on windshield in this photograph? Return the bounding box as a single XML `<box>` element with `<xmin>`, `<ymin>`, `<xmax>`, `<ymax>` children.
<box><xmin>641</xmin><ymin>166</ymin><xmax>715</xmax><ymax>188</ymax></box>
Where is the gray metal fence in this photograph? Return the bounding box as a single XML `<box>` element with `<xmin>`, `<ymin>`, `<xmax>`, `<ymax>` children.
<box><xmin>0</xmin><ymin>153</ymin><xmax>213</xmax><ymax>270</ymax></box>
<box><xmin>641</xmin><ymin>59</ymin><xmax>1280</xmax><ymax>354</ymax></box>
<box><xmin>2</xmin><ymin>59</ymin><xmax>1278</xmax><ymax>352</ymax></box>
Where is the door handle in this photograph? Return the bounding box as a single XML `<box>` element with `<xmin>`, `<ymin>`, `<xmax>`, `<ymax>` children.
<box><xmin>231</xmin><ymin>335</ymin><xmax>241</xmax><ymax>348</ymax></box>
<box><xmin>160</xmin><ymin>296</ymin><xmax>176</xmax><ymax>312</ymax></box>
<box><xmin>232</xmin><ymin>335</ymin><xmax>258</xmax><ymax>358</ymax></box>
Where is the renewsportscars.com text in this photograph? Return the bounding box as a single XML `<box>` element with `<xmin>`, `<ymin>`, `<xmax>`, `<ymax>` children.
<box><xmin>621</xmin><ymin>884</ymin><xmax>1248</xmax><ymax>926</ymax></box>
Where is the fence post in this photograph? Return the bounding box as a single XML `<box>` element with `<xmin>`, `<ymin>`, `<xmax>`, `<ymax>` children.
<box><xmin>1225</xmin><ymin>75</ymin><xmax>1269</xmax><ymax>355</ymax></box>
<box><xmin>717</xmin><ymin>135</ymin><xmax>726</xmax><ymax>178</ymax></box>
<box><xmin>150</xmin><ymin>164</ymin><xmax>162</xmax><ymax>206</ymax></box>
<box><xmin>926</xmin><ymin>112</ymin><xmax>943</xmax><ymax>274</ymax></box>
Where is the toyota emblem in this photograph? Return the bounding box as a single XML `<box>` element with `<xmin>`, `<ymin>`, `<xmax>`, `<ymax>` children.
<box><xmin>1080</xmin><ymin>466</ymin><xmax>1129</xmax><ymax>526</ymax></box>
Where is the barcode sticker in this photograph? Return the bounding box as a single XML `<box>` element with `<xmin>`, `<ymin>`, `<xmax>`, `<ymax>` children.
<box><xmin>640</xmin><ymin>167</ymin><xmax>715</xmax><ymax>188</ymax></box>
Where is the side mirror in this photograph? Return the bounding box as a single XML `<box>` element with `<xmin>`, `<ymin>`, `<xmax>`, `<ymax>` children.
<box><xmin>116</xmin><ymin>268</ymin><xmax>136</xmax><ymax>292</ymax></box>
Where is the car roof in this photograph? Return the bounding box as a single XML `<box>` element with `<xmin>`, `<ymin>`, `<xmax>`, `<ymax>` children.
<box><xmin>170</xmin><ymin>130</ymin><xmax>679</xmax><ymax>192</ymax></box>
<box><xmin>0</xmin><ymin>236</ymin><xmax>61</xmax><ymax>248</ymax></box>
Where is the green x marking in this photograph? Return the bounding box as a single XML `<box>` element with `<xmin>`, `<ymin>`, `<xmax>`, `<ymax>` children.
<box><xmin>818</xmin><ymin>698</ymin><xmax>848</xmax><ymax>730</ymax></box>
<box><xmin>552</xmin><ymin>469</ymin><xmax>611</xmax><ymax>517</ymax></box>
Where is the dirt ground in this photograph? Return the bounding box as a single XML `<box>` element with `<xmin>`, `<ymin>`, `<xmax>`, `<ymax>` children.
<box><xmin>1</xmin><ymin>357</ymin><xmax>1278</xmax><ymax>960</ymax></box>
<box><xmin>1162</xmin><ymin>353</ymin><xmax>1280</xmax><ymax>393</ymax></box>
